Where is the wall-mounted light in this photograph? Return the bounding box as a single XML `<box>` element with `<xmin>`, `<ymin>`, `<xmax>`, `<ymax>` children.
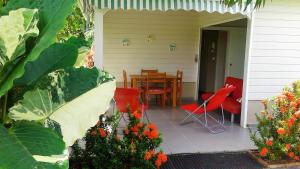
<box><xmin>122</xmin><ymin>38</ymin><xmax>130</xmax><ymax>46</ymax></box>
<box><xmin>146</xmin><ymin>34</ymin><xmax>155</xmax><ymax>43</ymax></box>
<box><xmin>169</xmin><ymin>43</ymin><xmax>176</xmax><ymax>51</ymax></box>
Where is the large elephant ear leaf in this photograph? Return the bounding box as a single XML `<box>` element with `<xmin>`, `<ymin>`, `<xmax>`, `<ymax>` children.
<box><xmin>0</xmin><ymin>121</ymin><xmax>66</xmax><ymax>169</ymax></box>
<box><xmin>15</xmin><ymin>43</ymin><xmax>78</xmax><ymax>86</ymax></box>
<box><xmin>0</xmin><ymin>8</ymin><xmax>39</xmax><ymax>68</ymax></box>
<box><xmin>8</xmin><ymin>89</ymin><xmax>60</xmax><ymax>121</ymax></box>
<box><xmin>50</xmin><ymin>80</ymin><xmax>116</xmax><ymax>146</ymax></box>
<box><xmin>0</xmin><ymin>0</ymin><xmax>76</xmax><ymax>97</ymax></box>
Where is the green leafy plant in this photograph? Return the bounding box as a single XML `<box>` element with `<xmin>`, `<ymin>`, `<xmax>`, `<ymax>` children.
<box><xmin>57</xmin><ymin>5</ymin><xmax>88</xmax><ymax>42</ymax></box>
<box><xmin>250</xmin><ymin>80</ymin><xmax>300</xmax><ymax>161</ymax></box>
<box><xmin>222</xmin><ymin>0</ymin><xmax>267</xmax><ymax>9</ymax></box>
<box><xmin>0</xmin><ymin>67</ymin><xmax>116</xmax><ymax>169</ymax></box>
<box><xmin>70</xmin><ymin>110</ymin><xmax>168</xmax><ymax>169</ymax></box>
<box><xmin>0</xmin><ymin>0</ymin><xmax>75</xmax><ymax>97</ymax></box>
<box><xmin>0</xmin><ymin>1</ymin><xmax>117</xmax><ymax>168</ymax></box>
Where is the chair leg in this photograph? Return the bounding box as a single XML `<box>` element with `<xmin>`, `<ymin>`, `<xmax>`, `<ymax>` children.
<box><xmin>231</xmin><ymin>114</ymin><xmax>235</xmax><ymax>123</ymax></box>
<box><xmin>162</xmin><ymin>94</ymin><xmax>166</xmax><ymax>107</ymax></box>
<box><xmin>180</xmin><ymin>111</ymin><xmax>195</xmax><ymax>124</ymax></box>
<box><xmin>143</xmin><ymin>110</ymin><xmax>150</xmax><ymax>123</ymax></box>
<box><xmin>178</xmin><ymin>91</ymin><xmax>182</xmax><ymax>105</ymax></box>
<box><xmin>181</xmin><ymin>110</ymin><xmax>226</xmax><ymax>134</ymax></box>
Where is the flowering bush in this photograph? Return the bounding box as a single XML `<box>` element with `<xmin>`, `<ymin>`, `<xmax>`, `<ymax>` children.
<box><xmin>250</xmin><ymin>80</ymin><xmax>300</xmax><ymax>161</ymax></box>
<box><xmin>70</xmin><ymin>110</ymin><xmax>167</xmax><ymax>169</ymax></box>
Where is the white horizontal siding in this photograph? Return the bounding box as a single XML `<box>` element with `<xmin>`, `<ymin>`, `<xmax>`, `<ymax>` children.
<box><xmin>103</xmin><ymin>10</ymin><xmax>243</xmax><ymax>83</ymax></box>
<box><xmin>248</xmin><ymin>0</ymin><xmax>300</xmax><ymax>100</ymax></box>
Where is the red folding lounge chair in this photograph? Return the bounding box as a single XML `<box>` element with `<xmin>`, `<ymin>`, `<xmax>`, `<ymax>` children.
<box><xmin>114</xmin><ymin>87</ymin><xmax>149</xmax><ymax>122</ymax></box>
<box><xmin>180</xmin><ymin>86</ymin><xmax>235</xmax><ymax>134</ymax></box>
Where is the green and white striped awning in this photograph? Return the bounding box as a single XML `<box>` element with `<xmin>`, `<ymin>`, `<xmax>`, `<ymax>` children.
<box><xmin>90</xmin><ymin>0</ymin><xmax>254</xmax><ymax>15</ymax></box>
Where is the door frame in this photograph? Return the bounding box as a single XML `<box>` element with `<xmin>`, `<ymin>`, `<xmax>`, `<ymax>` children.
<box><xmin>195</xmin><ymin>16</ymin><xmax>253</xmax><ymax>128</ymax></box>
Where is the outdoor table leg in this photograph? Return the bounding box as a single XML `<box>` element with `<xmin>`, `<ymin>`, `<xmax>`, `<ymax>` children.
<box><xmin>172</xmin><ymin>78</ymin><xmax>177</xmax><ymax>107</ymax></box>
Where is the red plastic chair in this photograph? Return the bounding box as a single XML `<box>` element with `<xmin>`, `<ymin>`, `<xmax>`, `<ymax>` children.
<box><xmin>180</xmin><ymin>86</ymin><xmax>236</xmax><ymax>134</ymax></box>
<box><xmin>114</xmin><ymin>87</ymin><xmax>149</xmax><ymax>122</ymax></box>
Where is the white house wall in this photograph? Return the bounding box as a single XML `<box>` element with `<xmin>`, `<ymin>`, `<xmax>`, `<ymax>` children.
<box><xmin>248</xmin><ymin>0</ymin><xmax>300</xmax><ymax>100</ymax></box>
<box><xmin>247</xmin><ymin>0</ymin><xmax>300</xmax><ymax>124</ymax></box>
<box><xmin>103</xmin><ymin>10</ymin><xmax>243</xmax><ymax>97</ymax></box>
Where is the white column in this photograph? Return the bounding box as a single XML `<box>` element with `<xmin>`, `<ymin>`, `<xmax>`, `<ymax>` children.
<box><xmin>94</xmin><ymin>8</ymin><xmax>108</xmax><ymax>69</ymax></box>
<box><xmin>240</xmin><ymin>13</ymin><xmax>254</xmax><ymax>128</ymax></box>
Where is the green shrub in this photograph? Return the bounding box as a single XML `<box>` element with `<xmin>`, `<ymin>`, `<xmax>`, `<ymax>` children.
<box><xmin>250</xmin><ymin>80</ymin><xmax>300</xmax><ymax>161</ymax></box>
<box><xmin>70</xmin><ymin>110</ymin><xmax>168</xmax><ymax>169</ymax></box>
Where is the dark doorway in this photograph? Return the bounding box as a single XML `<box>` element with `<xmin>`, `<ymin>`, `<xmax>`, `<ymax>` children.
<box><xmin>198</xmin><ymin>30</ymin><xmax>227</xmax><ymax>99</ymax></box>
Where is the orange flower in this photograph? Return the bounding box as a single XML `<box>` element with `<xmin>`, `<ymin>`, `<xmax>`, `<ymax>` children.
<box><xmin>288</xmin><ymin>152</ymin><xmax>295</xmax><ymax>158</ymax></box>
<box><xmin>267</xmin><ymin>115</ymin><xmax>273</xmax><ymax>120</ymax></box>
<box><xmin>297</xmin><ymin>98</ymin><xmax>300</xmax><ymax>106</ymax></box>
<box><xmin>99</xmin><ymin>128</ymin><xmax>107</xmax><ymax>138</ymax></box>
<box><xmin>137</xmin><ymin>122</ymin><xmax>144</xmax><ymax>128</ymax></box>
<box><xmin>131</xmin><ymin>126</ymin><xmax>139</xmax><ymax>133</ymax></box>
<box><xmin>124</xmin><ymin>128</ymin><xmax>129</xmax><ymax>135</ymax></box>
<box><xmin>144</xmin><ymin>150</ymin><xmax>155</xmax><ymax>160</ymax></box>
<box><xmin>149</xmin><ymin>130</ymin><xmax>159</xmax><ymax>139</ymax></box>
<box><xmin>295</xmin><ymin>110</ymin><xmax>300</xmax><ymax>119</ymax></box>
<box><xmin>132</xmin><ymin>110</ymin><xmax>142</xmax><ymax>119</ymax></box>
<box><xmin>285</xmin><ymin>144</ymin><xmax>291</xmax><ymax>151</ymax></box>
<box><xmin>157</xmin><ymin>152</ymin><xmax>168</xmax><ymax>163</ymax></box>
<box><xmin>288</xmin><ymin>116</ymin><xmax>296</xmax><ymax>128</ymax></box>
<box><xmin>148</xmin><ymin>123</ymin><xmax>157</xmax><ymax>130</ymax></box>
<box><xmin>284</xmin><ymin>91</ymin><xmax>295</xmax><ymax>101</ymax></box>
<box><xmin>275</xmin><ymin>94</ymin><xmax>286</xmax><ymax>103</ymax></box>
<box><xmin>155</xmin><ymin>158</ymin><xmax>162</xmax><ymax>168</ymax></box>
<box><xmin>290</xmin><ymin>101</ymin><xmax>298</xmax><ymax>108</ymax></box>
<box><xmin>259</xmin><ymin>147</ymin><xmax>268</xmax><ymax>157</ymax></box>
<box><xmin>277</xmin><ymin>128</ymin><xmax>286</xmax><ymax>135</ymax></box>
<box><xmin>280</xmin><ymin>106</ymin><xmax>287</xmax><ymax>113</ymax></box>
<box><xmin>144</xmin><ymin>129</ymin><xmax>159</xmax><ymax>139</ymax></box>
<box><xmin>266</xmin><ymin>140</ymin><xmax>273</xmax><ymax>146</ymax></box>
<box><xmin>295</xmin><ymin>156</ymin><xmax>300</xmax><ymax>161</ymax></box>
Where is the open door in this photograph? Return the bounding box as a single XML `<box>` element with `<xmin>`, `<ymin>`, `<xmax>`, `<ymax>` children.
<box><xmin>198</xmin><ymin>30</ymin><xmax>227</xmax><ymax>98</ymax></box>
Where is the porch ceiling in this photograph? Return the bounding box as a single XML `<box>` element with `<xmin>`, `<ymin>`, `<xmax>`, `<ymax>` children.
<box><xmin>90</xmin><ymin>0</ymin><xmax>254</xmax><ymax>15</ymax></box>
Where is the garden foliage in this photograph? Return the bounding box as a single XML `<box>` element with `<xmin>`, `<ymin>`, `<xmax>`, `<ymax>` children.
<box><xmin>250</xmin><ymin>81</ymin><xmax>300</xmax><ymax>161</ymax></box>
<box><xmin>70</xmin><ymin>110</ymin><xmax>168</xmax><ymax>169</ymax></box>
<box><xmin>0</xmin><ymin>0</ymin><xmax>116</xmax><ymax>168</ymax></box>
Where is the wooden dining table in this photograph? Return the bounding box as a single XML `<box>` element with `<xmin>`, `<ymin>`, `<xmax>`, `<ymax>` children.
<box><xmin>130</xmin><ymin>74</ymin><xmax>177</xmax><ymax>107</ymax></box>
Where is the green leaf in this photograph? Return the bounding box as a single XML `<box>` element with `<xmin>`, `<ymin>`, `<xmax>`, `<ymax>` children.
<box><xmin>0</xmin><ymin>121</ymin><xmax>65</xmax><ymax>169</ymax></box>
<box><xmin>0</xmin><ymin>0</ymin><xmax>76</xmax><ymax>97</ymax></box>
<box><xmin>65</xmin><ymin>37</ymin><xmax>91</xmax><ymax>68</ymax></box>
<box><xmin>9</xmin><ymin>67</ymin><xmax>116</xmax><ymax>147</ymax></box>
<box><xmin>9</xmin><ymin>89</ymin><xmax>60</xmax><ymax>121</ymax></box>
<box><xmin>62</xmin><ymin>67</ymin><xmax>99</xmax><ymax>102</ymax></box>
<box><xmin>74</xmin><ymin>46</ymin><xmax>90</xmax><ymax>67</ymax></box>
<box><xmin>0</xmin><ymin>8</ymin><xmax>39</xmax><ymax>68</ymax></box>
<box><xmin>50</xmin><ymin>80</ymin><xmax>116</xmax><ymax>146</ymax></box>
<box><xmin>15</xmin><ymin>43</ymin><xmax>78</xmax><ymax>86</ymax></box>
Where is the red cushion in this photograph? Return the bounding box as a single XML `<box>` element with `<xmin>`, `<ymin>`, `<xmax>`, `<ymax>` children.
<box><xmin>223</xmin><ymin>97</ymin><xmax>241</xmax><ymax>114</ymax></box>
<box><xmin>201</xmin><ymin>93</ymin><xmax>213</xmax><ymax>100</ymax></box>
<box><xmin>224</xmin><ymin>77</ymin><xmax>243</xmax><ymax>100</ymax></box>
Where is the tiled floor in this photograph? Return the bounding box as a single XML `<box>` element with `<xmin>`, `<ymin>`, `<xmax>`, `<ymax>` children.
<box><xmin>143</xmin><ymin>106</ymin><xmax>255</xmax><ymax>155</ymax></box>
